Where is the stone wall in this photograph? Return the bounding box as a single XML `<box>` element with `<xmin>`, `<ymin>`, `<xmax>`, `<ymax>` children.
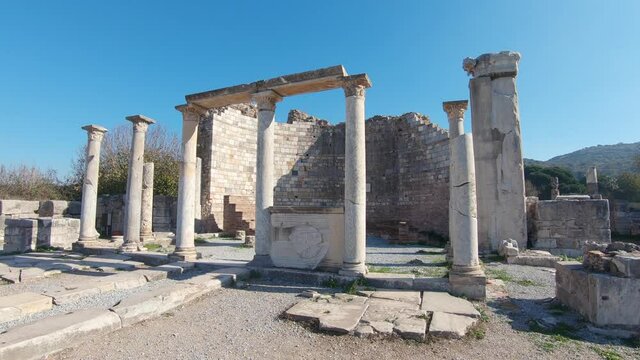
<box><xmin>197</xmin><ymin>106</ymin><xmax>451</xmax><ymax>239</ymax></box>
<box><xmin>610</xmin><ymin>200</ymin><xmax>640</xmax><ymax>236</ymax></box>
<box><xmin>95</xmin><ymin>195</ymin><xmax>176</xmax><ymax>236</ymax></box>
<box><xmin>528</xmin><ymin>197</ymin><xmax>611</xmax><ymax>257</ymax></box>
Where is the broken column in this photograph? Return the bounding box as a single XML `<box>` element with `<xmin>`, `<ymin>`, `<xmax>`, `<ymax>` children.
<box><xmin>551</xmin><ymin>177</ymin><xmax>560</xmax><ymax>200</ymax></box>
<box><xmin>77</xmin><ymin>125</ymin><xmax>107</xmax><ymax>245</ymax></box>
<box><xmin>121</xmin><ymin>115</ymin><xmax>155</xmax><ymax>252</ymax></box>
<box><xmin>340</xmin><ymin>75</ymin><xmax>371</xmax><ymax>276</ymax></box>
<box><xmin>140</xmin><ymin>162</ymin><xmax>154</xmax><ymax>242</ymax></box>
<box><xmin>172</xmin><ymin>104</ymin><xmax>206</xmax><ymax>261</ymax></box>
<box><xmin>587</xmin><ymin>166</ymin><xmax>599</xmax><ymax>197</ymax></box>
<box><xmin>463</xmin><ymin>51</ymin><xmax>527</xmax><ymax>253</ymax></box>
<box><xmin>251</xmin><ymin>90</ymin><xmax>282</xmax><ymax>267</ymax></box>
<box><xmin>444</xmin><ymin>100</ymin><xmax>486</xmax><ymax>300</ymax></box>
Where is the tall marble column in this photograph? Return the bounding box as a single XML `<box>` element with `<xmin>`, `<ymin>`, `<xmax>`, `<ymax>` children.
<box><xmin>444</xmin><ymin>101</ymin><xmax>486</xmax><ymax>300</ymax></box>
<box><xmin>140</xmin><ymin>162</ymin><xmax>154</xmax><ymax>242</ymax></box>
<box><xmin>121</xmin><ymin>115</ymin><xmax>155</xmax><ymax>252</ymax></box>
<box><xmin>171</xmin><ymin>104</ymin><xmax>206</xmax><ymax>261</ymax></box>
<box><xmin>194</xmin><ymin>157</ymin><xmax>202</xmax><ymax>232</ymax></box>
<box><xmin>463</xmin><ymin>51</ymin><xmax>527</xmax><ymax>253</ymax></box>
<box><xmin>251</xmin><ymin>90</ymin><xmax>282</xmax><ymax>267</ymax></box>
<box><xmin>340</xmin><ymin>76</ymin><xmax>369</xmax><ymax>276</ymax></box>
<box><xmin>77</xmin><ymin>125</ymin><xmax>108</xmax><ymax>244</ymax></box>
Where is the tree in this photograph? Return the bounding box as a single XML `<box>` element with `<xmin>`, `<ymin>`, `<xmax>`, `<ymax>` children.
<box><xmin>615</xmin><ymin>173</ymin><xmax>640</xmax><ymax>202</ymax></box>
<box><xmin>0</xmin><ymin>165</ymin><xmax>67</xmax><ymax>200</ymax></box>
<box><xmin>70</xmin><ymin>124</ymin><xmax>181</xmax><ymax>197</ymax></box>
<box><xmin>524</xmin><ymin>165</ymin><xmax>587</xmax><ymax>199</ymax></box>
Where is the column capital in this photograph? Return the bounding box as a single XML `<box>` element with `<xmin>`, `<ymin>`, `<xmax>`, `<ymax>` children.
<box><xmin>126</xmin><ymin>115</ymin><xmax>156</xmax><ymax>133</ymax></box>
<box><xmin>81</xmin><ymin>124</ymin><xmax>108</xmax><ymax>142</ymax></box>
<box><xmin>463</xmin><ymin>51</ymin><xmax>521</xmax><ymax>78</ymax></box>
<box><xmin>442</xmin><ymin>100</ymin><xmax>468</xmax><ymax>120</ymax></box>
<box><xmin>175</xmin><ymin>103</ymin><xmax>209</xmax><ymax>118</ymax></box>
<box><xmin>252</xmin><ymin>90</ymin><xmax>282</xmax><ymax>111</ymax></box>
<box><xmin>342</xmin><ymin>74</ymin><xmax>371</xmax><ymax>97</ymax></box>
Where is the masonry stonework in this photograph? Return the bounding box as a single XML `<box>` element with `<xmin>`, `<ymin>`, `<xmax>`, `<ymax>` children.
<box><xmin>197</xmin><ymin>106</ymin><xmax>450</xmax><ymax>239</ymax></box>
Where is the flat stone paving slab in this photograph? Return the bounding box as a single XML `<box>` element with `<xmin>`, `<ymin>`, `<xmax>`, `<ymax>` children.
<box><xmin>0</xmin><ymin>309</ymin><xmax>121</xmax><ymax>360</ymax></box>
<box><xmin>0</xmin><ymin>292</ymin><xmax>53</xmax><ymax>323</ymax></box>
<box><xmin>421</xmin><ymin>291</ymin><xmax>480</xmax><ymax>318</ymax></box>
<box><xmin>285</xmin><ymin>294</ymin><xmax>369</xmax><ymax>334</ymax></box>
<box><xmin>428</xmin><ymin>311</ymin><xmax>478</xmax><ymax>339</ymax></box>
<box><xmin>370</xmin><ymin>290</ymin><xmax>421</xmax><ymax>305</ymax></box>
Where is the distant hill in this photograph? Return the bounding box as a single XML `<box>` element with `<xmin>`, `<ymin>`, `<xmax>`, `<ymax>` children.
<box><xmin>525</xmin><ymin>142</ymin><xmax>640</xmax><ymax>177</ymax></box>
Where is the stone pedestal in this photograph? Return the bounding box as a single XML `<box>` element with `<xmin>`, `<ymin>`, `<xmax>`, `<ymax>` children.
<box><xmin>77</xmin><ymin>125</ymin><xmax>107</xmax><ymax>245</ymax></box>
<box><xmin>140</xmin><ymin>162</ymin><xmax>154</xmax><ymax>242</ymax></box>
<box><xmin>171</xmin><ymin>105</ymin><xmax>205</xmax><ymax>261</ymax></box>
<box><xmin>340</xmin><ymin>78</ymin><xmax>368</xmax><ymax>276</ymax></box>
<box><xmin>444</xmin><ymin>100</ymin><xmax>486</xmax><ymax>300</ymax></box>
<box><xmin>464</xmin><ymin>51</ymin><xmax>527</xmax><ymax>253</ymax></box>
<box><xmin>250</xmin><ymin>91</ymin><xmax>281</xmax><ymax>267</ymax></box>
<box><xmin>121</xmin><ymin>115</ymin><xmax>155</xmax><ymax>253</ymax></box>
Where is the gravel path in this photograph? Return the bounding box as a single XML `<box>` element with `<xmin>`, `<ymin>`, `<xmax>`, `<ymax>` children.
<box><xmin>53</xmin><ymin>275</ymin><xmax>639</xmax><ymax>360</ymax></box>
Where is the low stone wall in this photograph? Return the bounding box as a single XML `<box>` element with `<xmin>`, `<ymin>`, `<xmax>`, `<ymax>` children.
<box><xmin>96</xmin><ymin>195</ymin><xmax>176</xmax><ymax>236</ymax></box>
<box><xmin>528</xmin><ymin>197</ymin><xmax>611</xmax><ymax>257</ymax></box>
<box><xmin>611</xmin><ymin>200</ymin><xmax>640</xmax><ymax>236</ymax></box>
<box><xmin>2</xmin><ymin>217</ymin><xmax>81</xmax><ymax>253</ymax></box>
<box><xmin>3</xmin><ymin>218</ymin><xmax>39</xmax><ymax>253</ymax></box>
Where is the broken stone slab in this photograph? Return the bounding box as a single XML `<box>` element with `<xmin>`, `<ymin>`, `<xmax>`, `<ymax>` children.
<box><xmin>300</xmin><ymin>290</ymin><xmax>321</xmax><ymax>299</ymax></box>
<box><xmin>0</xmin><ymin>292</ymin><xmax>53</xmax><ymax>323</ymax></box>
<box><xmin>368</xmin><ymin>320</ymin><xmax>394</xmax><ymax>335</ymax></box>
<box><xmin>210</xmin><ymin>267</ymin><xmax>251</xmax><ymax>284</ymax></box>
<box><xmin>421</xmin><ymin>291</ymin><xmax>480</xmax><ymax>318</ymax></box>
<box><xmin>111</xmin><ymin>283</ymin><xmax>205</xmax><ymax>327</ymax></box>
<box><xmin>97</xmin><ymin>272</ymin><xmax>148</xmax><ymax>290</ymax></box>
<box><xmin>361</xmin><ymin>297</ymin><xmax>419</xmax><ymax>325</ymax></box>
<box><xmin>136</xmin><ymin>268</ymin><xmax>171</xmax><ymax>282</ymax></box>
<box><xmin>0</xmin><ymin>309</ymin><xmax>121</xmax><ymax>360</ymax></box>
<box><xmin>354</xmin><ymin>324</ymin><xmax>375</xmax><ymax>337</ymax></box>
<box><xmin>370</xmin><ymin>290</ymin><xmax>421</xmax><ymax>305</ymax></box>
<box><xmin>184</xmin><ymin>274</ymin><xmax>224</xmax><ymax>291</ymax></box>
<box><xmin>611</xmin><ymin>255</ymin><xmax>640</xmax><ymax>278</ymax></box>
<box><xmin>364</xmin><ymin>272</ymin><xmax>414</xmax><ymax>290</ymax></box>
<box><xmin>17</xmin><ymin>268</ymin><xmax>46</xmax><ymax>282</ymax></box>
<box><xmin>393</xmin><ymin>310</ymin><xmax>427</xmax><ymax>341</ymax></box>
<box><xmin>428</xmin><ymin>311</ymin><xmax>478</xmax><ymax>339</ymax></box>
<box><xmin>285</xmin><ymin>294</ymin><xmax>369</xmax><ymax>334</ymax></box>
<box><xmin>43</xmin><ymin>280</ymin><xmax>116</xmax><ymax>305</ymax></box>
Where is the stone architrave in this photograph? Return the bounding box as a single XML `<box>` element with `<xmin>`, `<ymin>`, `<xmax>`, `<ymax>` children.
<box><xmin>250</xmin><ymin>90</ymin><xmax>282</xmax><ymax>267</ymax></box>
<box><xmin>463</xmin><ymin>51</ymin><xmax>527</xmax><ymax>253</ymax></box>
<box><xmin>140</xmin><ymin>162</ymin><xmax>154</xmax><ymax>242</ymax></box>
<box><xmin>77</xmin><ymin>125</ymin><xmax>107</xmax><ymax>244</ymax></box>
<box><xmin>171</xmin><ymin>104</ymin><xmax>207</xmax><ymax>261</ymax></box>
<box><xmin>443</xmin><ymin>100</ymin><xmax>486</xmax><ymax>300</ymax></box>
<box><xmin>121</xmin><ymin>115</ymin><xmax>155</xmax><ymax>252</ymax></box>
<box><xmin>587</xmin><ymin>166</ymin><xmax>598</xmax><ymax>196</ymax></box>
<box><xmin>340</xmin><ymin>77</ymin><xmax>368</xmax><ymax>276</ymax></box>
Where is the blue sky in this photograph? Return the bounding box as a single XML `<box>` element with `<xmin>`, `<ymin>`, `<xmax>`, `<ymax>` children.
<box><xmin>0</xmin><ymin>0</ymin><xmax>638</xmax><ymax>177</ymax></box>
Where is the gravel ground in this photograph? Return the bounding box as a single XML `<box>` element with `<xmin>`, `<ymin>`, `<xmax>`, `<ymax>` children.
<box><xmin>54</xmin><ymin>275</ymin><xmax>639</xmax><ymax>360</ymax></box>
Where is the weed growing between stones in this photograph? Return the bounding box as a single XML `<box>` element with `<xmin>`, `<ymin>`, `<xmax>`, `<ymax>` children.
<box><xmin>591</xmin><ymin>346</ymin><xmax>624</xmax><ymax>360</ymax></box>
<box><xmin>143</xmin><ymin>243</ymin><xmax>162</xmax><ymax>252</ymax></box>
<box><xmin>321</xmin><ymin>277</ymin><xmax>339</xmax><ymax>288</ymax></box>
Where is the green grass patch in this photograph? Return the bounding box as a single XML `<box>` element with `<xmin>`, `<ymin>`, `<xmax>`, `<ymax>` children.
<box><xmin>143</xmin><ymin>243</ymin><xmax>163</xmax><ymax>252</ymax></box>
<box><xmin>485</xmin><ymin>268</ymin><xmax>514</xmax><ymax>282</ymax></box>
<box><xmin>481</xmin><ymin>254</ymin><xmax>506</xmax><ymax>263</ymax></box>
<box><xmin>591</xmin><ymin>346</ymin><xmax>624</xmax><ymax>360</ymax></box>
<box><xmin>411</xmin><ymin>267</ymin><xmax>449</xmax><ymax>278</ymax></box>
<box><xmin>322</xmin><ymin>277</ymin><xmax>339</xmax><ymax>288</ymax></box>
<box><xmin>194</xmin><ymin>237</ymin><xmax>208</xmax><ymax>244</ymax></box>
<box><xmin>368</xmin><ymin>266</ymin><xmax>396</xmax><ymax>274</ymax></box>
<box><xmin>515</xmin><ymin>279</ymin><xmax>540</xmax><ymax>287</ymax></box>
<box><xmin>36</xmin><ymin>245</ymin><xmax>60</xmax><ymax>252</ymax></box>
<box><xmin>469</xmin><ymin>326</ymin><xmax>486</xmax><ymax>340</ymax></box>
<box><xmin>560</xmin><ymin>254</ymin><xmax>583</xmax><ymax>262</ymax></box>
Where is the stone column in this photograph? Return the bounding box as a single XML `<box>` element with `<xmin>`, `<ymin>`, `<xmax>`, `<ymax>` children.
<box><xmin>194</xmin><ymin>157</ymin><xmax>202</xmax><ymax>232</ymax></box>
<box><xmin>121</xmin><ymin>115</ymin><xmax>155</xmax><ymax>252</ymax></box>
<box><xmin>77</xmin><ymin>125</ymin><xmax>108</xmax><ymax>244</ymax></box>
<box><xmin>463</xmin><ymin>51</ymin><xmax>527</xmax><ymax>253</ymax></box>
<box><xmin>251</xmin><ymin>90</ymin><xmax>282</xmax><ymax>267</ymax></box>
<box><xmin>171</xmin><ymin>104</ymin><xmax>206</xmax><ymax>261</ymax></box>
<box><xmin>587</xmin><ymin>166</ymin><xmax>599</xmax><ymax>196</ymax></box>
<box><xmin>340</xmin><ymin>76</ymin><xmax>370</xmax><ymax>276</ymax></box>
<box><xmin>140</xmin><ymin>162</ymin><xmax>154</xmax><ymax>242</ymax></box>
<box><xmin>444</xmin><ymin>101</ymin><xmax>486</xmax><ymax>300</ymax></box>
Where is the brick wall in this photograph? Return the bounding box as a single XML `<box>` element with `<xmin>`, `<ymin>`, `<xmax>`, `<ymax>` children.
<box><xmin>197</xmin><ymin>106</ymin><xmax>451</xmax><ymax>238</ymax></box>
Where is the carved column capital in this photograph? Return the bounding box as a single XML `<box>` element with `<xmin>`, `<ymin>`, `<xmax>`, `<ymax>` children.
<box><xmin>126</xmin><ymin>115</ymin><xmax>156</xmax><ymax>133</ymax></box>
<box><xmin>463</xmin><ymin>51</ymin><xmax>521</xmax><ymax>78</ymax></box>
<box><xmin>82</xmin><ymin>124</ymin><xmax>108</xmax><ymax>142</ymax></box>
<box><xmin>252</xmin><ymin>90</ymin><xmax>282</xmax><ymax>112</ymax></box>
<box><xmin>442</xmin><ymin>100</ymin><xmax>468</xmax><ymax>121</ymax></box>
<box><xmin>342</xmin><ymin>81</ymin><xmax>365</xmax><ymax>97</ymax></box>
<box><xmin>175</xmin><ymin>103</ymin><xmax>209</xmax><ymax>119</ymax></box>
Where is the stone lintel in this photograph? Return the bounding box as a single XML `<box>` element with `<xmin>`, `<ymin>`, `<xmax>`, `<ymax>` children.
<box><xmin>342</xmin><ymin>74</ymin><xmax>372</xmax><ymax>89</ymax></box>
<box><xmin>81</xmin><ymin>124</ymin><xmax>108</xmax><ymax>133</ymax></box>
<box><xmin>463</xmin><ymin>51</ymin><xmax>521</xmax><ymax>78</ymax></box>
<box><xmin>269</xmin><ymin>206</ymin><xmax>344</xmax><ymax>214</ymax></box>
<box><xmin>185</xmin><ymin>65</ymin><xmax>350</xmax><ymax>108</ymax></box>
<box><xmin>125</xmin><ymin>114</ymin><xmax>156</xmax><ymax>125</ymax></box>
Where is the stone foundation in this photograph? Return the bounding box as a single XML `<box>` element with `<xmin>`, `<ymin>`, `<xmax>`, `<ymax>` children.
<box><xmin>528</xmin><ymin>197</ymin><xmax>611</xmax><ymax>257</ymax></box>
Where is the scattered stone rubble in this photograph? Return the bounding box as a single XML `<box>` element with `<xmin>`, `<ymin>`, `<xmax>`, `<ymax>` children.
<box><xmin>583</xmin><ymin>241</ymin><xmax>640</xmax><ymax>278</ymax></box>
<box><xmin>285</xmin><ymin>290</ymin><xmax>480</xmax><ymax>341</ymax></box>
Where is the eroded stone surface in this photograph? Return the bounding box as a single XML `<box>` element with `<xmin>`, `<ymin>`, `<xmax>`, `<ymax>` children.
<box><xmin>422</xmin><ymin>291</ymin><xmax>480</xmax><ymax>318</ymax></box>
<box><xmin>285</xmin><ymin>294</ymin><xmax>369</xmax><ymax>334</ymax></box>
<box><xmin>428</xmin><ymin>311</ymin><xmax>478</xmax><ymax>339</ymax></box>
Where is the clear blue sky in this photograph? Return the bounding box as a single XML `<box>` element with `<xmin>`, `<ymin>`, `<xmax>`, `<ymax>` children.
<box><xmin>1</xmin><ymin>0</ymin><xmax>638</xmax><ymax>177</ymax></box>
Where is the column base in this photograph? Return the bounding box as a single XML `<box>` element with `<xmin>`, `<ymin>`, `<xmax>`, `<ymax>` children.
<box><xmin>140</xmin><ymin>233</ymin><xmax>155</xmax><ymax>243</ymax></box>
<box><xmin>248</xmin><ymin>254</ymin><xmax>273</xmax><ymax>268</ymax></box>
<box><xmin>119</xmin><ymin>242</ymin><xmax>143</xmax><ymax>253</ymax></box>
<box><xmin>169</xmin><ymin>247</ymin><xmax>198</xmax><ymax>262</ymax></box>
<box><xmin>339</xmin><ymin>262</ymin><xmax>368</xmax><ymax>277</ymax></box>
<box><xmin>449</xmin><ymin>270</ymin><xmax>487</xmax><ymax>301</ymax></box>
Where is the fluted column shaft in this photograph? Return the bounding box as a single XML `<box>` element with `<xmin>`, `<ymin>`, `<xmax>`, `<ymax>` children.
<box><xmin>78</xmin><ymin>125</ymin><xmax>107</xmax><ymax>243</ymax></box>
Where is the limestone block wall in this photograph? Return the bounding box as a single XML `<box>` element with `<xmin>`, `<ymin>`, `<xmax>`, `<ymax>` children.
<box><xmin>3</xmin><ymin>218</ymin><xmax>38</xmax><ymax>253</ymax></box>
<box><xmin>95</xmin><ymin>195</ymin><xmax>176</xmax><ymax>236</ymax></box>
<box><xmin>610</xmin><ymin>200</ymin><xmax>640</xmax><ymax>235</ymax></box>
<box><xmin>198</xmin><ymin>106</ymin><xmax>451</xmax><ymax>238</ymax></box>
<box><xmin>528</xmin><ymin>198</ymin><xmax>611</xmax><ymax>256</ymax></box>
<box><xmin>36</xmin><ymin>218</ymin><xmax>80</xmax><ymax>250</ymax></box>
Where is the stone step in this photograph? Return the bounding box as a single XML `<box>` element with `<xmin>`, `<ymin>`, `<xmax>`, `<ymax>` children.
<box><xmin>0</xmin><ymin>292</ymin><xmax>53</xmax><ymax>323</ymax></box>
<box><xmin>0</xmin><ymin>309</ymin><xmax>121</xmax><ymax>360</ymax></box>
